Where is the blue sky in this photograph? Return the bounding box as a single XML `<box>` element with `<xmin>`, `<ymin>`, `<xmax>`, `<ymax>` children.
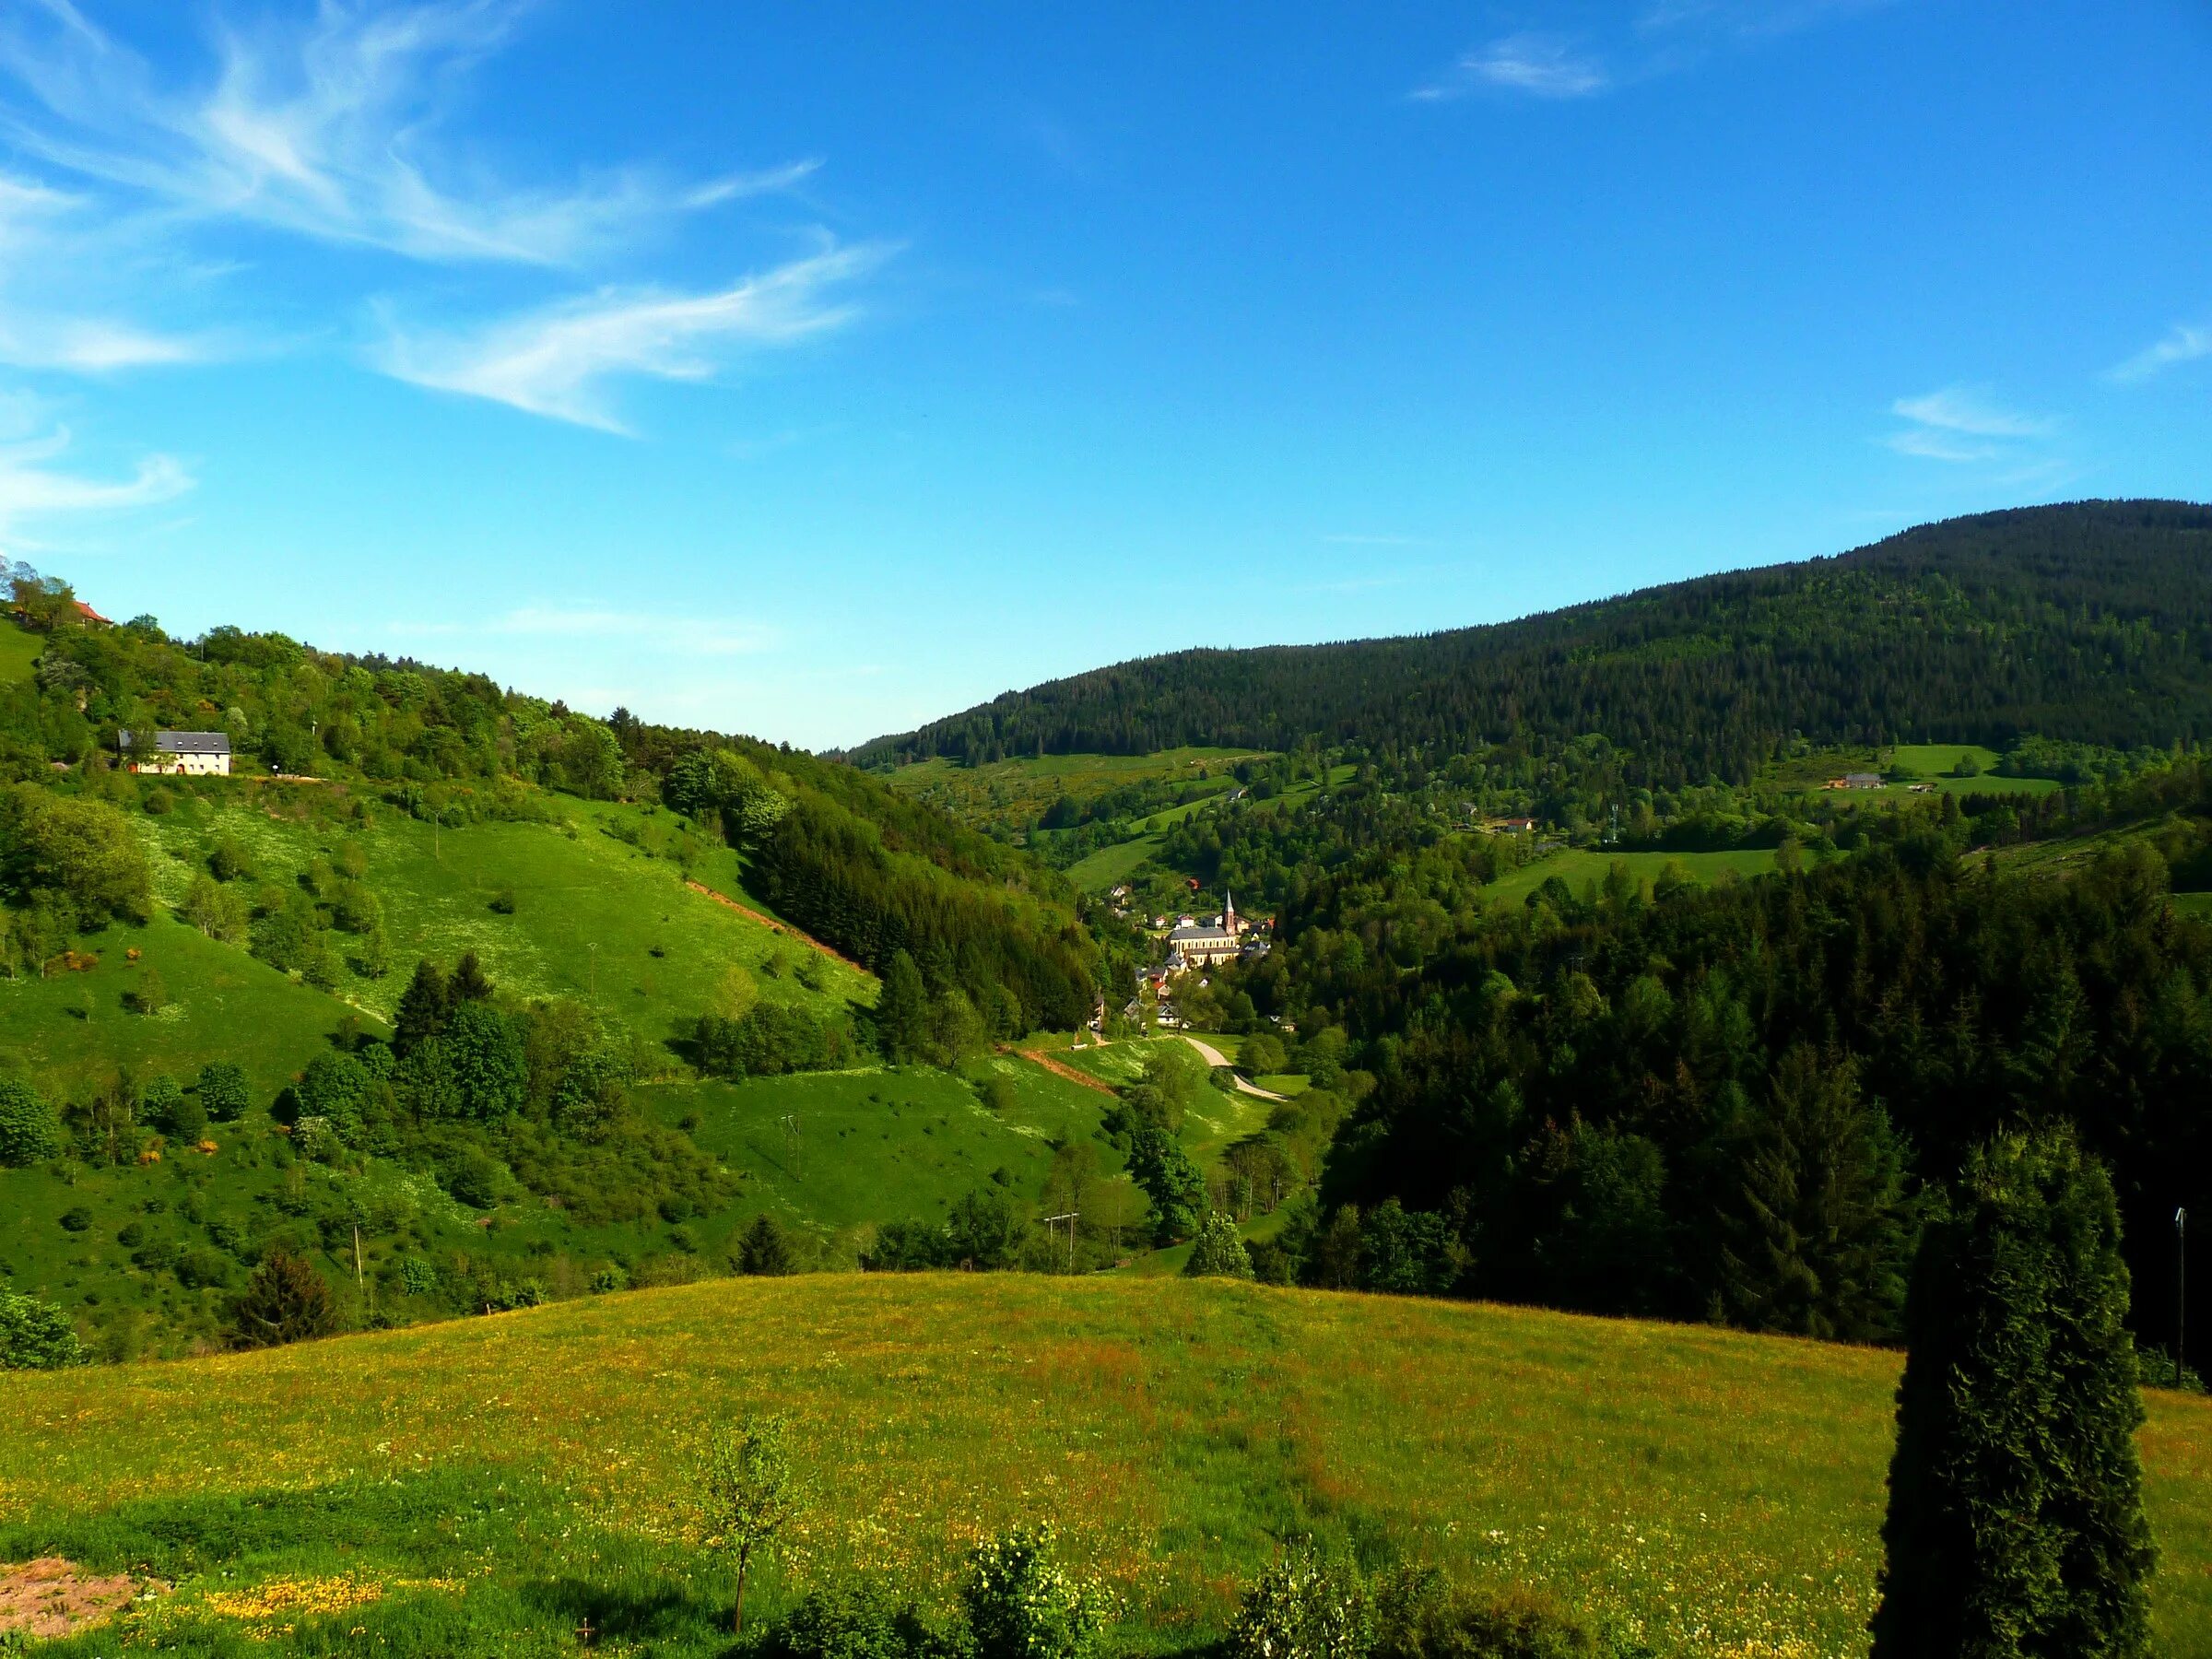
<box><xmin>0</xmin><ymin>1</ymin><xmax>2206</xmax><ymax>749</ymax></box>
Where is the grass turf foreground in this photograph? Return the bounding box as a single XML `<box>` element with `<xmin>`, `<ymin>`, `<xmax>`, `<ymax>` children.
<box><xmin>1</xmin><ymin>1276</ymin><xmax>2207</xmax><ymax>1657</ymax></box>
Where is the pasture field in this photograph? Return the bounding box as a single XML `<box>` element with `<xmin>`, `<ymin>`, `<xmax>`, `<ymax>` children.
<box><xmin>1761</xmin><ymin>744</ymin><xmax>2060</xmax><ymax>801</ymax></box>
<box><xmin>1886</xmin><ymin>742</ymin><xmax>2004</xmax><ymax>776</ymax></box>
<box><xmin>0</xmin><ymin>616</ymin><xmax>40</xmax><ymax>683</ymax></box>
<box><xmin>1481</xmin><ymin>847</ymin><xmax>1784</xmax><ymax>907</ymax></box>
<box><xmin>886</xmin><ymin>748</ymin><xmax>1265</xmax><ymax>837</ymax></box>
<box><xmin>0</xmin><ymin>911</ymin><xmax>359</xmax><ymax>1101</ymax></box>
<box><xmin>0</xmin><ymin>1274</ymin><xmax>2206</xmax><ymax>1658</ymax></box>
<box><xmin>130</xmin><ymin>786</ymin><xmax>874</xmax><ymax>1045</ymax></box>
<box><xmin>641</xmin><ymin>1056</ymin><xmax>1128</xmax><ymax>1249</ymax></box>
<box><xmin>1065</xmin><ymin>832</ymin><xmax>1166</xmax><ymax>893</ymax></box>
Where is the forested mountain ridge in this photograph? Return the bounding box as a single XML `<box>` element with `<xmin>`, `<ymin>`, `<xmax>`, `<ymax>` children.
<box><xmin>848</xmin><ymin>500</ymin><xmax>2212</xmax><ymax>784</ymax></box>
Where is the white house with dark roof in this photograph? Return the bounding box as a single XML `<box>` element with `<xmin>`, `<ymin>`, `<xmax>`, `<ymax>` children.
<box><xmin>118</xmin><ymin>730</ymin><xmax>232</xmax><ymax>777</ymax></box>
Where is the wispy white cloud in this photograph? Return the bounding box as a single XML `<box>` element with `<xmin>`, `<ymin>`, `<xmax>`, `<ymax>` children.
<box><xmin>1890</xmin><ymin>386</ymin><xmax>2053</xmax><ymax>439</ymax></box>
<box><xmin>0</xmin><ymin>0</ymin><xmax>806</xmax><ymax>266</ymax></box>
<box><xmin>0</xmin><ymin>420</ymin><xmax>192</xmax><ymax>533</ymax></box>
<box><xmin>2108</xmin><ymin>323</ymin><xmax>2212</xmax><ymax>383</ymax></box>
<box><xmin>375</xmin><ymin>244</ymin><xmax>885</xmax><ymax>430</ymax></box>
<box><xmin>1418</xmin><ymin>0</ymin><xmax>1888</xmax><ymax>101</ymax></box>
<box><xmin>0</xmin><ymin>315</ymin><xmax>210</xmax><ymax>371</ymax></box>
<box><xmin>1415</xmin><ymin>34</ymin><xmax>1608</xmax><ymax>100</ymax></box>
<box><xmin>1884</xmin><ymin>385</ymin><xmax>2057</xmax><ymax>465</ymax></box>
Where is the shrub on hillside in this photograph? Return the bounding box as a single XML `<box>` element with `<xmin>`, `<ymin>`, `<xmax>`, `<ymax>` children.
<box><xmin>1371</xmin><ymin>1569</ymin><xmax>1606</xmax><ymax>1659</ymax></box>
<box><xmin>143</xmin><ymin>1076</ymin><xmax>206</xmax><ymax>1143</ymax></box>
<box><xmin>693</xmin><ymin>1002</ymin><xmax>853</xmax><ymax>1080</ymax></box>
<box><xmin>1228</xmin><ymin>1546</ymin><xmax>1369</xmax><ymax>1659</ymax></box>
<box><xmin>961</xmin><ymin>1527</ymin><xmax>1112</xmax><ymax>1659</ymax></box>
<box><xmin>863</xmin><ymin>1220</ymin><xmax>954</xmax><ymax>1272</ymax></box>
<box><xmin>0</xmin><ymin>1075</ymin><xmax>61</xmax><ymax>1166</ymax></box>
<box><xmin>0</xmin><ymin>1290</ymin><xmax>85</xmax><ymax>1370</ymax></box>
<box><xmin>766</xmin><ymin>1582</ymin><xmax>951</xmax><ymax>1659</ymax></box>
<box><xmin>1183</xmin><ymin>1209</ymin><xmax>1255</xmax><ymax>1280</ymax></box>
<box><xmin>0</xmin><ymin>783</ymin><xmax>152</xmax><ymax>926</ymax></box>
<box><xmin>196</xmin><ymin>1060</ymin><xmax>251</xmax><ymax>1122</ymax></box>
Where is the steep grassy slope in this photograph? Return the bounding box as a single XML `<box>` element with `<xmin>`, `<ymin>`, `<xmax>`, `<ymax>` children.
<box><xmin>127</xmin><ymin>785</ymin><xmax>875</xmax><ymax>1044</ymax></box>
<box><xmin>851</xmin><ymin>501</ymin><xmax>2212</xmax><ymax>782</ymax></box>
<box><xmin>1</xmin><ymin>1276</ymin><xmax>2206</xmax><ymax>1657</ymax></box>
<box><xmin>0</xmin><ymin>617</ymin><xmax>39</xmax><ymax>685</ymax></box>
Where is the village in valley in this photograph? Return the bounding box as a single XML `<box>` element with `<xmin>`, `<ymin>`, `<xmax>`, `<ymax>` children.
<box><xmin>1100</xmin><ymin>884</ymin><xmax>1274</xmax><ymax>1034</ymax></box>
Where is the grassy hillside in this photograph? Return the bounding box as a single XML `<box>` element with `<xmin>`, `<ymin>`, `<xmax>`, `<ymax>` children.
<box><xmin>641</xmin><ymin>1056</ymin><xmax>1131</xmax><ymax>1242</ymax></box>
<box><xmin>128</xmin><ymin>785</ymin><xmax>875</xmax><ymax>1041</ymax></box>
<box><xmin>887</xmin><ymin>748</ymin><xmax>1265</xmax><ymax>837</ymax></box>
<box><xmin>1477</xmin><ymin>845</ymin><xmax>1786</xmax><ymax>904</ymax></box>
<box><xmin>0</xmin><ymin>617</ymin><xmax>39</xmax><ymax>685</ymax></box>
<box><xmin>0</xmin><ymin>1275</ymin><xmax>2206</xmax><ymax>1657</ymax></box>
<box><xmin>0</xmin><ymin>776</ymin><xmax>1168</xmax><ymax>1358</ymax></box>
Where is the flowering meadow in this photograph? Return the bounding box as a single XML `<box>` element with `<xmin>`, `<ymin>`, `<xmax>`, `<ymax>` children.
<box><xmin>1</xmin><ymin>1274</ymin><xmax>2206</xmax><ymax>1656</ymax></box>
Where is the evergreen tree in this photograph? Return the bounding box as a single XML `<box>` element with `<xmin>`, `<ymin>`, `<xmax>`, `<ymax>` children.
<box><xmin>1719</xmin><ymin>1047</ymin><xmax>1915</xmax><ymax>1342</ymax></box>
<box><xmin>1869</xmin><ymin>1127</ymin><xmax>2156</xmax><ymax>1657</ymax></box>
<box><xmin>394</xmin><ymin>959</ymin><xmax>451</xmax><ymax>1056</ymax></box>
<box><xmin>736</xmin><ymin>1214</ymin><xmax>796</xmax><ymax>1276</ymax></box>
<box><xmin>228</xmin><ymin>1250</ymin><xmax>338</xmax><ymax>1349</ymax></box>
<box><xmin>876</xmin><ymin>949</ymin><xmax>931</xmax><ymax>1063</ymax></box>
<box><xmin>450</xmin><ymin>948</ymin><xmax>494</xmax><ymax>1003</ymax></box>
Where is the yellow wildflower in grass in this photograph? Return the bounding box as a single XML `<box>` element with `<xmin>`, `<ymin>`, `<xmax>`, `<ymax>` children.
<box><xmin>197</xmin><ymin>1574</ymin><xmax>385</xmax><ymax>1622</ymax></box>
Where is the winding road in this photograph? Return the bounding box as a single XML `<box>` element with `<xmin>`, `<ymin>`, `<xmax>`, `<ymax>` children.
<box><xmin>1182</xmin><ymin>1036</ymin><xmax>1288</xmax><ymax>1101</ymax></box>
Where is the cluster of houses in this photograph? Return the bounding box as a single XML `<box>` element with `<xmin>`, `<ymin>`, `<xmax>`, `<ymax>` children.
<box><xmin>1118</xmin><ymin>892</ymin><xmax>1274</xmax><ymax>1027</ymax></box>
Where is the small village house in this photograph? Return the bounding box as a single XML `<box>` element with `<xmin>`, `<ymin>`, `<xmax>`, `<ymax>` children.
<box><xmin>118</xmin><ymin>730</ymin><xmax>232</xmax><ymax>777</ymax></box>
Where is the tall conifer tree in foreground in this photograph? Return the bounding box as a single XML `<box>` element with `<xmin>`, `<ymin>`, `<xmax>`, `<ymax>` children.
<box><xmin>1869</xmin><ymin>1127</ymin><xmax>2155</xmax><ymax>1658</ymax></box>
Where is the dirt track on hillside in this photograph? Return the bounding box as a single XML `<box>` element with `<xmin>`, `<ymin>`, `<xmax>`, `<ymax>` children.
<box><xmin>1008</xmin><ymin>1046</ymin><xmax>1119</xmax><ymax>1096</ymax></box>
<box><xmin>684</xmin><ymin>880</ymin><xmax>874</xmax><ymax>977</ymax></box>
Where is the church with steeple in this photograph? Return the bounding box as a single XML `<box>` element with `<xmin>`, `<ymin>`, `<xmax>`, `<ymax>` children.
<box><xmin>1164</xmin><ymin>891</ymin><xmax>1244</xmax><ymax>971</ymax></box>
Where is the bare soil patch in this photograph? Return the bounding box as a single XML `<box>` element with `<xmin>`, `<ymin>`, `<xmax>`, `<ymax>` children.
<box><xmin>0</xmin><ymin>1556</ymin><xmax>159</xmax><ymax>1640</ymax></box>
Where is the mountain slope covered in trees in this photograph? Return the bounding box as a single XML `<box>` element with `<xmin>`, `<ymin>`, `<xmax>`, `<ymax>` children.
<box><xmin>849</xmin><ymin>500</ymin><xmax>2212</xmax><ymax>784</ymax></box>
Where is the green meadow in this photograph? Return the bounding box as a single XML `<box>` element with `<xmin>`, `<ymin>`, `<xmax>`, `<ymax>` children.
<box><xmin>888</xmin><ymin>748</ymin><xmax>1266</xmax><ymax>837</ymax></box>
<box><xmin>0</xmin><ymin>616</ymin><xmax>41</xmax><ymax>684</ymax></box>
<box><xmin>1480</xmin><ymin>846</ymin><xmax>1784</xmax><ymax>907</ymax></box>
<box><xmin>641</xmin><ymin>1056</ymin><xmax>1130</xmax><ymax>1248</ymax></box>
<box><xmin>1</xmin><ymin>1274</ymin><xmax>2206</xmax><ymax>1658</ymax></box>
<box><xmin>0</xmin><ymin>911</ymin><xmax>362</xmax><ymax>1102</ymax></box>
<box><xmin>1065</xmin><ymin>831</ymin><xmax>1166</xmax><ymax>893</ymax></box>
<box><xmin>128</xmin><ymin>785</ymin><xmax>875</xmax><ymax>1045</ymax></box>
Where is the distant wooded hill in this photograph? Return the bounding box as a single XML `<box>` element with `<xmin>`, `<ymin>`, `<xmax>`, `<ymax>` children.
<box><xmin>847</xmin><ymin>500</ymin><xmax>2212</xmax><ymax>788</ymax></box>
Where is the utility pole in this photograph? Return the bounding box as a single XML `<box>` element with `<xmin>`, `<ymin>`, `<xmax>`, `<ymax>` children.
<box><xmin>1041</xmin><ymin>1211</ymin><xmax>1079</xmax><ymax>1272</ymax></box>
<box><xmin>588</xmin><ymin>941</ymin><xmax>597</xmax><ymax>997</ymax></box>
<box><xmin>780</xmin><ymin>1114</ymin><xmax>802</xmax><ymax>1179</ymax></box>
<box><xmin>2179</xmin><ymin>1206</ymin><xmax>2189</xmax><ymax>1380</ymax></box>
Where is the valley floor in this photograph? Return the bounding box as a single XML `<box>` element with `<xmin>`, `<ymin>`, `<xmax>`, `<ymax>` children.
<box><xmin>2</xmin><ymin>1275</ymin><xmax>2206</xmax><ymax>1657</ymax></box>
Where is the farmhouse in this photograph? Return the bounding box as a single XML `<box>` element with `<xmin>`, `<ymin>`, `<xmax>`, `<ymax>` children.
<box><xmin>118</xmin><ymin>730</ymin><xmax>232</xmax><ymax>777</ymax></box>
<box><xmin>1823</xmin><ymin>772</ymin><xmax>1885</xmax><ymax>791</ymax></box>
